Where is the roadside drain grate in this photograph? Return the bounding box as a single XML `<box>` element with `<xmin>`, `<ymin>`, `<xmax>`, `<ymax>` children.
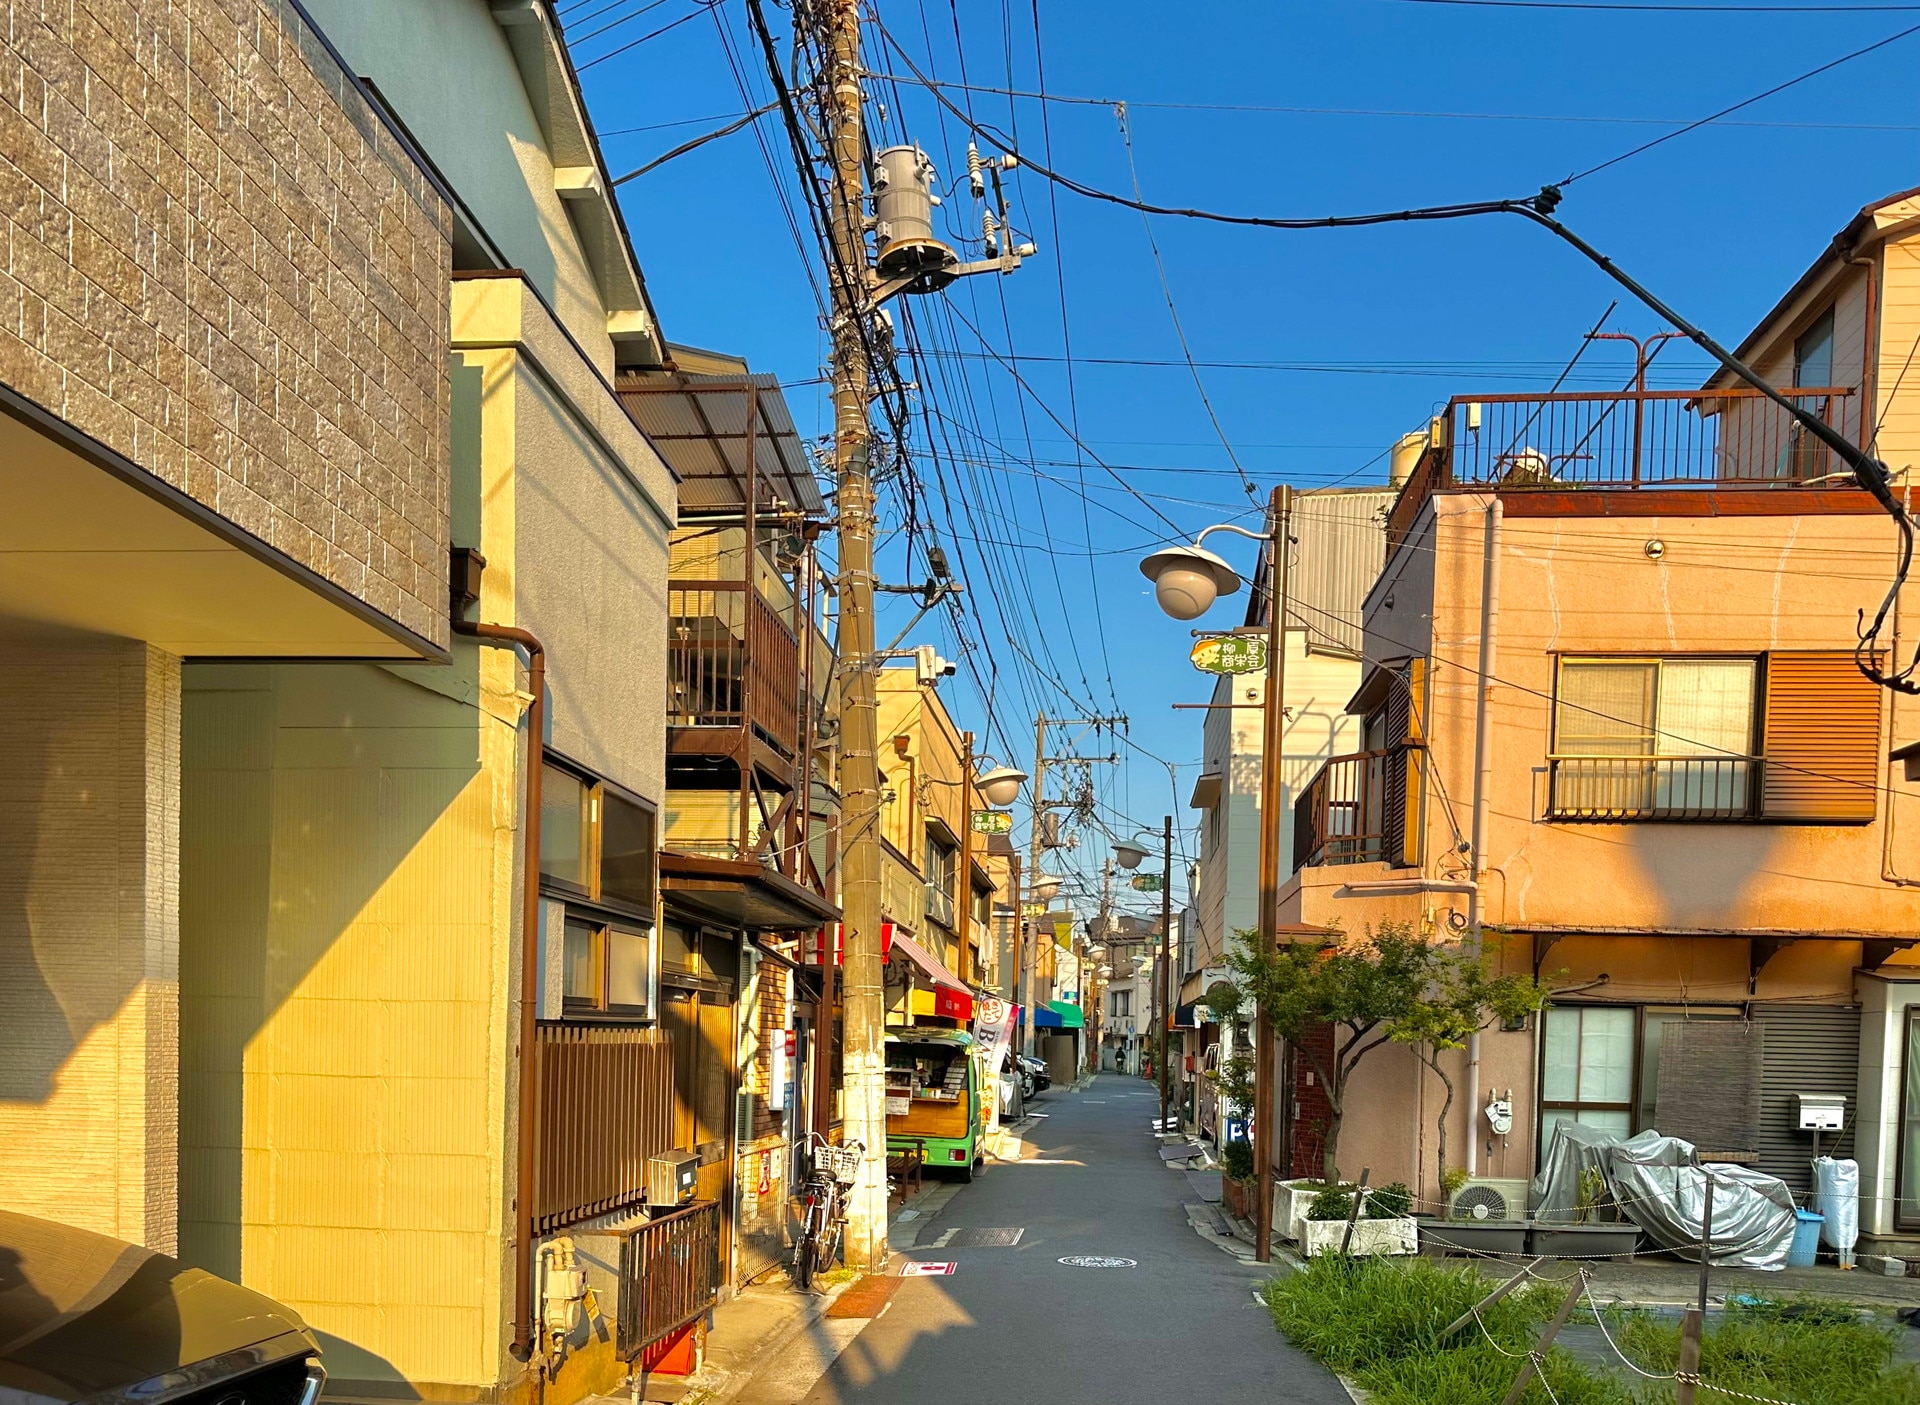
<box><xmin>929</xmin><ymin>1227</ymin><xmax>1026</xmax><ymax>1248</ymax></box>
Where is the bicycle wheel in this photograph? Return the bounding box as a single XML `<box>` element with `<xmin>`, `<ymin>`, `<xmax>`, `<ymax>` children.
<box><xmin>812</xmin><ymin>1218</ymin><xmax>842</xmax><ymax>1277</ymax></box>
<box><xmin>795</xmin><ymin>1193</ymin><xmax>824</xmax><ymax>1289</ymax></box>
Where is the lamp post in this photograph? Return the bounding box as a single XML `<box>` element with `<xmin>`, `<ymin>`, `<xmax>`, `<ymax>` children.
<box><xmin>1111</xmin><ymin>818</ymin><xmax>1176</xmax><ymax>1135</ymax></box>
<box><xmin>918</xmin><ymin>753</ymin><xmax>1029</xmax><ymax>987</ymax></box>
<box><xmin>1140</xmin><ymin>484</ymin><xmax>1294</xmax><ymax>1264</ymax></box>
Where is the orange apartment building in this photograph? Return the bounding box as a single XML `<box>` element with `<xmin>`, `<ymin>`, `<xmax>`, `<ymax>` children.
<box><xmin>1279</xmin><ymin>186</ymin><xmax>1920</xmax><ymax>1252</ymax></box>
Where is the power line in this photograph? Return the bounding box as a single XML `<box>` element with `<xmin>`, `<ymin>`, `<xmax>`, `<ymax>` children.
<box><xmin>574</xmin><ymin>2</ymin><xmax>713</xmax><ymax>70</ymax></box>
<box><xmin>858</xmin><ymin>71</ymin><xmax>1920</xmax><ymax>131</ymax></box>
<box><xmin>609</xmin><ymin>103</ymin><xmax>779</xmax><ymax>183</ymax></box>
<box><xmin>1562</xmin><ymin>20</ymin><xmax>1920</xmax><ymax>183</ymax></box>
<box><xmin>1386</xmin><ymin>0</ymin><xmax>1920</xmax><ymax>10</ymax></box>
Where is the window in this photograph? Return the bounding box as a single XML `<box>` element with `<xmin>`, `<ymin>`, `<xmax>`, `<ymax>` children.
<box><xmin>1793</xmin><ymin>309</ymin><xmax>1835</xmax><ymax>389</ymax></box>
<box><xmin>1899</xmin><ymin>1011</ymin><xmax>1920</xmax><ymax>1230</ymax></box>
<box><xmin>562</xmin><ymin>917</ymin><xmax>652</xmax><ymax>1017</ymax></box>
<box><xmin>924</xmin><ymin>835</ymin><xmax>957</xmax><ymax>929</ymax></box>
<box><xmin>1541</xmin><ymin>1005</ymin><xmax>1635</xmax><ymax>1143</ymax></box>
<box><xmin>539</xmin><ymin>759</ymin><xmax>659</xmax><ymax>917</ymax></box>
<box><xmin>1549</xmin><ymin>653</ymin><xmax>1880</xmax><ymax>823</ymax></box>
<box><xmin>1551</xmin><ymin>657</ymin><xmax>1757</xmax><ymax>819</ymax></box>
<box><xmin>1112</xmin><ymin>989</ymin><xmax>1133</xmax><ymax>1019</ymax></box>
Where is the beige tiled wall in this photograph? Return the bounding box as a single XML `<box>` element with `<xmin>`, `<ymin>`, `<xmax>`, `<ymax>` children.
<box><xmin>0</xmin><ymin>0</ymin><xmax>452</xmax><ymax>646</ymax></box>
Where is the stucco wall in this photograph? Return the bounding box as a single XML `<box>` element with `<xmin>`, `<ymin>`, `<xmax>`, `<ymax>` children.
<box><xmin>0</xmin><ymin>642</ymin><xmax>180</xmax><ymax>1250</ymax></box>
<box><xmin>454</xmin><ymin>275</ymin><xmax>672</xmax><ymax>800</ymax></box>
<box><xmin>0</xmin><ymin>0</ymin><xmax>452</xmax><ymax>647</ymax></box>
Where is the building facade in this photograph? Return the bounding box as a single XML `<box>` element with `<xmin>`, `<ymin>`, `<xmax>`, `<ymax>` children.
<box><xmin>1281</xmin><ymin>188</ymin><xmax>1920</xmax><ymax>1245</ymax></box>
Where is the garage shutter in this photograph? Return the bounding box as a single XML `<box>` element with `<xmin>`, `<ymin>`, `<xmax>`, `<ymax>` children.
<box><xmin>1753</xmin><ymin>1003</ymin><xmax>1859</xmax><ymax>1198</ymax></box>
<box><xmin>1762</xmin><ymin>652</ymin><xmax>1880</xmax><ymax>821</ymax></box>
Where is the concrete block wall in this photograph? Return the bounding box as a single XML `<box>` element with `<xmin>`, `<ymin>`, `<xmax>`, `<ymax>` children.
<box><xmin>0</xmin><ymin>0</ymin><xmax>452</xmax><ymax>647</ymax></box>
<box><xmin>0</xmin><ymin>641</ymin><xmax>182</xmax><ymax>1251</ymax></box>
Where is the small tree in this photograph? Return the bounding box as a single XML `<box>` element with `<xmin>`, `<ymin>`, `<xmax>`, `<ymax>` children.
<box><xmin>1227</xmin><ymin>921</ymin><xmax>1544</xmax><ymax>1187</ymax></box>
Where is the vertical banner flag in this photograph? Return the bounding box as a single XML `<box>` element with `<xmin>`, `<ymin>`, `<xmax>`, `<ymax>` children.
<box><xmin>972</xmin><ymin>994</ymin><xmax>1018</xmax><ymax>1136</ymax></box>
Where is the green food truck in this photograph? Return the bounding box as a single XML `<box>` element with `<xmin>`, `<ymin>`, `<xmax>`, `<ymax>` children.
<box><xmin>884</xmin><ymin>1030</ymin><xmax>988</xmax><ymax>1181</ymax></box>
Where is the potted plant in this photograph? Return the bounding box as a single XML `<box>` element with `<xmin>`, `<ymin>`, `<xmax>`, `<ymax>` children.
<box><xmin>1529</xmin><ymin>1165</ymin><xmax>1642</xmax><ymax>1258</ymax></box>
<box><xmin>1301</xmin><ymin>1182</ymin><xmax>1419</xmax><ymax>1258</ymax></box>
<box><xmin>1219</xmin><ymin>1138</ymin><xmax>1255</xmax><ymax>1219</ymax></box>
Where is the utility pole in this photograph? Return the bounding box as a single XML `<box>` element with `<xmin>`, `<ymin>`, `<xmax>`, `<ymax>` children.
<box><xmin>1157</xmin><ymin>813</ymin><xmax>1173</xmax><ymax>1133</ymax></box>
<box><xmin>1253</xmin><ymin>486</ymin><xmax>1295</xmax><ymax>1264</ymax></box>
<box><xmin>822</xmin><ymin>0</ymin><xmax>888</xmax><ymax>1273</ymax></box>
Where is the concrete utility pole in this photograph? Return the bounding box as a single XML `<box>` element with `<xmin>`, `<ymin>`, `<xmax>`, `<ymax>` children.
<box><xmin>1023</xmin><ymin>712</ymin><xmax>1048</xmax><ymax>1058</ymax></box>
<box><xmin>1252</xmin><ymin>485</ymin><xmax>1295</xmax><ymax>1265</ymax></box>
<box><xmin>1157</xmin><ymin>813</ymin><xmax>1173</xmax><ymax>1132</ymax></box>
<box><xmin>822</xmin><ymin>0</ymin><xmax>888</xmax><ymax>1272</ymax></box>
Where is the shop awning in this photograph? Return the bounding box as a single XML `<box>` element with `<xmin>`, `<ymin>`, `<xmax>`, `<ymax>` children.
<box><xmin>886</xmin><ymin>930</ymin><xmax>975</xmax><ymax>1021</ymax></box>
<box><xmin>1173</xmin><ymin>1001</ymin><xmax>1200</xmax><ymax>1029</ymax></box>
<box><xmin>1032</xmin><ymin>1004</ymin><xmax>1063</xmax><ymax>1029</ymax></box>
<box><xmin>1045</xmin><ymin>999</ymin><xmax>1084</xmax><ymax>1030</ymax></box>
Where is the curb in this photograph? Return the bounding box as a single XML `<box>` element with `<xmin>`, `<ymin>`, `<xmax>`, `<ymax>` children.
<box><xmin>680</xmin><ymin>1275</ymin><xmax>861</xmax><ymax>1405</ymax></box>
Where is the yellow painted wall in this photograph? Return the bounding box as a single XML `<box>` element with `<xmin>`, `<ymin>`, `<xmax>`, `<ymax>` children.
<box><xmin>179</xmin><ymin>654</ymin><xmax>520</xmax><ymax>1391</ymax></box>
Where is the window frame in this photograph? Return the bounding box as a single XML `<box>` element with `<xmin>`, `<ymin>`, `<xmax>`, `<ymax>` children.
<box><xmin>1536</xmin><ymin>1002</ymin><xmax>1745</xmax><ymax>1162</ymax></box>
<box><xmin>541</xmin><ymin>754</ymin><xmax>660</xmax><ymax>1022</ymax></box>
<box><xmin>1792</xmin><ymin>307</ymin><xmax>1836</xmax><ymax>390</ymax></box>
<box><xmin>1546</xmin><ymin>654</ymin><xmax>1762</xmax><ymax>823</ymax></box>
<box><xmin>1898</xmin><ymin>1008</ymin><xmax>1920</xmax><ymax>1232</ymax></box>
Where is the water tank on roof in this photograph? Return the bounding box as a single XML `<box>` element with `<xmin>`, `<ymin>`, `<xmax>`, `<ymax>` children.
<box><xmin>1390</xmin><ymin>430</ymin><xmax>1428</xmax><ymax>489</ymax></box>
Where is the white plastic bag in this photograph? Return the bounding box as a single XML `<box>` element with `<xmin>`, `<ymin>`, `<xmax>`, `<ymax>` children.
<box><xmin>1813</xmin><ymin>1156</ymin><xmax>1860</xmax><ymax>1268</ymax></box>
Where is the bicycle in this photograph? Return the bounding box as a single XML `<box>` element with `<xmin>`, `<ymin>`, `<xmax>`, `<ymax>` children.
<box><xmin>793</xmin><ymin>1133</ymin><xmax>864</xmax><ymax>1290</ymax></box>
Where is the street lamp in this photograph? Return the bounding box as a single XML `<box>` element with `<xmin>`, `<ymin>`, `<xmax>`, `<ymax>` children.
<box><xmin>975</xmin><ymin>763</ymin><xmax>1027</xmax><ymax>808</ymax></box>
<box><xmin>1029</xmin><ymin>871</ymin><xmax>1061</xmax><ymax>903</ymax></box>
<box><xmin>1139</xmin><ymin>485</ymin><xmax>1293</xmax><ymax>1265</ymax></box>
<box><xmin>1113</xmin><ymin>823</ymin><xmax>1177</xmax><ymax>1138</ymax></box>
<box><xmin>1111</xmin><ymin>839</ymin><xmax>1150</xmax><ymax>870</ymax></box>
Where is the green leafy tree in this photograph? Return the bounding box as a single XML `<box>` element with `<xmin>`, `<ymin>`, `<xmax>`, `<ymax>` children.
<box><xmin>1227</xmin><ymin>921</ymin><xmax>1545</xmax><ymax>1187</ymax></box>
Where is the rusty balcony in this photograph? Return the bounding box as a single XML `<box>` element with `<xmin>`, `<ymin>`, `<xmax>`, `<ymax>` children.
<box><xmin>1387</xmin><ymin>386</ymin><xmax>1863</xmax><ymax>552</ymax></box>
<box><xmin>668</xmin><ymin>581</ymin><xmax>801</xmax><ymax>759</ymax></box>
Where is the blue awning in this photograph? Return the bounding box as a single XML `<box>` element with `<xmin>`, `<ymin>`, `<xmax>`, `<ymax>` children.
<box><xmin>1032</xmin><ymin>1004</ymin><xmax>1063</xmax><ymax>1029</ymax></box>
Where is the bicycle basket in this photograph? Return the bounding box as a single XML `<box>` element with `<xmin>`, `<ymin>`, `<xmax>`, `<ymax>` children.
<box><xmin>821</xmin><ymin>1144</ymin><xmax>864</xmax><ymax>1183</ymax></box>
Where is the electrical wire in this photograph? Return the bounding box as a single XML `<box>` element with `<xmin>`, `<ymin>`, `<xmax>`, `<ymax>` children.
<box><xmin>1386</xmin><ymin>0</ymin><xmax>1920</xmax><ymax>10</ymax></box>
<box><xmin>609</xmin><ymin>103</ymin><xmax>779</xmax><ymax>183</ymax></box>
<box><xmin>574</xmin><ymin>2</ymin><xmax>714</xmax><ymax>70</ymax></box>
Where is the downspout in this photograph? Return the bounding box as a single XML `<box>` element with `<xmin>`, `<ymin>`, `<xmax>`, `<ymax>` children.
<box><xmin>1466</xmin><ymin>497</ymin><xmax>1504</xmax><ymax>1177</ymax></box>
<box><xmin>455</xmin><ymin>618</ymin><xmax>546</xmax><ymax>1363</ymax></box>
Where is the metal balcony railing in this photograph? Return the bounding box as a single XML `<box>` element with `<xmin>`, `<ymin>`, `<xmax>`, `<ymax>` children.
<box><xmin>1388</xmin><ymin>386</ymin><xmax>1860</xmax><ymax>553</ymax></box>
<box><xmin>667</xmin><ymin>583</ymin><xmax>801</xmax><ymax>756</ymax></box>
<box><xmin>534</xmin><ymin>1023</ymin><xmax>675</xmax><ymax>1231</ymax></box>
<box><xmin>1546</xmin><ymin>755</ymin><xmax>1759</xmax><ymax>821</ymax></box>
<box><xmin>1294</xmin><ymin>750</ymin><xmax>1390</xmax><ymax>869</ymax></box>
<box><xmin>617</xmin><ymin>1200</ymin><xmax>722</xmax><ymax>1360</ymax></box>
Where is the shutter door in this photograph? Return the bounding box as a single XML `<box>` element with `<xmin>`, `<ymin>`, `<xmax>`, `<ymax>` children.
<box><xmin>1753</xmin><ymin>1003</ymin><xmax>1859</xmax><ymax>1198</ymax></box>
<box><xmin>1762</xmin><ymin>652</ymin><xmax>1880</xmax><ymax>821</ymax></box>
<box><xmin>1655</xmin><ymin>1021</ymin><xmax>1763</xmax><ymax>1160</ymax></box>
<box><xmin>1381</xmin><ymin>666</ymin><xmax>1411</xmax><ymax>867</ymax></box>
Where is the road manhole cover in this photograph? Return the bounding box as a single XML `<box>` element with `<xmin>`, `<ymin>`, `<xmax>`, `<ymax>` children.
<box><xmin>1058</xmin><ymin>1255</ymin><xmax>1137</xmax><ymax>1268</ymax></box>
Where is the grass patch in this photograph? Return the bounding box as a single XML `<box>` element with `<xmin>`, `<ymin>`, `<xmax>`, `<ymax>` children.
<box><xmin>1262</xmin><ymin>1259</ymin><xmax>1920</xmax><ymax>1405</ymax></box>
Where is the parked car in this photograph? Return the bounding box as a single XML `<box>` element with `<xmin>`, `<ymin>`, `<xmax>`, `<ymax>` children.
<box><xmin>0</xmin><ymin>1210</ymin><xmax>325</xmax><ymax>1405</ymax></box>
<box><xmin>1016</xmin><ymin>1054</ymin><xmax>1051</xmax><ymax>1099</ymax></box>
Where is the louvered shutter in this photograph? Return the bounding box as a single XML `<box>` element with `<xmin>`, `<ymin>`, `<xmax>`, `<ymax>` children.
<box><xmin>1762</xmin><ymin>652</ymin><xmax>1880</xmax><ymax>821</ymax></box>
<box><xmin>1379</xmin><ymin>659</ymin><xmax>1426</xmax><ymax>868</ymax></box>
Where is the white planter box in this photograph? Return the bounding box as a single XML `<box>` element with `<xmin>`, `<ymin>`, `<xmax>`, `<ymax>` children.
<box><xmin>1302</xmin><ymin>1216</ymin><xmax>1419</xmax><ymax>1258</ymax></box>
<box><xmin>1277</xmin><ymin>1179</ymin><xmax>1331</xmax><ymax>1243</ymax></box>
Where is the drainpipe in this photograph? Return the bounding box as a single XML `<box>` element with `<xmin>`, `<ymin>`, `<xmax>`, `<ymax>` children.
<box><xmin>1466</xmin><ymin>497</ymin><xmax>1504</xmax><ymax>1178</ymax></box>
<box><xmin>454</xmin><ymin>618</ymin><xmax>546</xmax><ymax>1362</ymax></box>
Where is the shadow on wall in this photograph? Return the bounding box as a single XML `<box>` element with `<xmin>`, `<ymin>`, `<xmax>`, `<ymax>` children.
<box><xmin>1621</xmin><ymin>824</ymin><xmax>1780</xmax><ymax>930</ymax></box>
<box><xmin>0</xmin><ymin>643</ymin><xmax>162</xmax><ymax>1102</ymax></box>
<box><xmin>177</xmin><ymin>659</ymin><xmax>482</xmax><ymax>1281</ymax></box>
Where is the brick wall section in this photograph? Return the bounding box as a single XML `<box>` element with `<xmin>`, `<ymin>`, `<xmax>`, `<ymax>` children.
<box><xmin>1287</xmin><ymin>1024</ymin><xmax>1336</xmax><ymax>1181</ymax></box>
<box><xmin>0</xmin><ymin>0</ymin><xmax>452</xmax><ymax>648</ymax></box>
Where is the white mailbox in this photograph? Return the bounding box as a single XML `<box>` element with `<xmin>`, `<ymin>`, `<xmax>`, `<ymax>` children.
<box><xmin>1794</xmin><ymin>1092</ymin><xmax>1846</xmax><ymax>1131</ymax></box>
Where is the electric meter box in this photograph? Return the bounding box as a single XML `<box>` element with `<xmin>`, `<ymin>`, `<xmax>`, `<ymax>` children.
<box><xmin>647</xmin><ymin>1150</ymin><xmax>700</xmax><ymax>1212</ymax></box>
<box><xmin>1794</xmin><ymin>1093</ymin><xmax>1846</xmax><ymax>1131</ymax></box>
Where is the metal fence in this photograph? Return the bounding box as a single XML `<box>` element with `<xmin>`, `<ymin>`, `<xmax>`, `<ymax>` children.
<box><xmin>1546</xmin><ymin>755</ymin><xmax>1759</xmax><ymax>821</ymax></box>
<box><xmin>617</xmin><ymin>1201</ymin><xmax>722</xmax><ymax>1360</ymax></box>
<box><xmin>667</xmin><ymin>583</ymin><xmax>800</xmax><ymax>756</ymax></box>
<box><xmin>535</xmin><ymin>1023</ymin><xmax>675</xmax><ymax>1232</ymax></box>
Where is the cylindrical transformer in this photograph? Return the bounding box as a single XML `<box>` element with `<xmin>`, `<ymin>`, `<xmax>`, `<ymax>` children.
<box><xmin>872</xmin><ymin>145</ymin><xmax>955</xmax><ymax>283</ymax></box>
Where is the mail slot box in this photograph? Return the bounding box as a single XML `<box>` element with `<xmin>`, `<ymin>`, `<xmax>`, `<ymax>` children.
<box><xmin>1794</xmin><ymin>1093</ymin><xmax>1846</xmax><ymax>1131</ymax></box>
<box><xmin>648</xmin><ymin>1150</ymin><xmax>700</xmax><ymax>1211</ymax></box>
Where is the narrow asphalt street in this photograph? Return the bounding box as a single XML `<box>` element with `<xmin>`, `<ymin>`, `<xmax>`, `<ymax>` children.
<box><xmin>752</xmin><ymin>1074</ymin><xmax>1348</xmax><ymax>1405</ymax></box>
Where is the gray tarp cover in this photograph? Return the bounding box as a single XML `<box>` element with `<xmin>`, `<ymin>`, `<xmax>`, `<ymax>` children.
<box><xmin>1532</xmin><ymin>1124</ymin><xmax>1797</xmax><ymax>1269</ymax></box>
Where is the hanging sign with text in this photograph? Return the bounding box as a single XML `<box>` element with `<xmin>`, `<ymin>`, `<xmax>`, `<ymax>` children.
<box><xmin>1189</xmin><ymin>635</ymin><xmax>1268</xmax><ymax>676</ymax></box>
<box><xmin>971</xmin><ymin>810</ymin><xmax>1013</xmax><ymax>834</ymax></box>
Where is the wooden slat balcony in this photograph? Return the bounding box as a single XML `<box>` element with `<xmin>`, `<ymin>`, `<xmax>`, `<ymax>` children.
<box><xmin>1294</xmin><ymin>750</ymin><xmax>1390</xmax><ymax>869</ymax></box>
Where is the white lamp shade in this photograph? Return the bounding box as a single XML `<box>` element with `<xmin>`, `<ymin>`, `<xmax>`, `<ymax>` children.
<box><xmin>1112</xmin><ymin>840</ymin><xmax>1149</xmax><ymax>870</ymax></box>
<box><xmin>1138</xmin><ymin>543</ymin><xmax>1242</xmax><ymax>621</ymax></box>
<box><xmin>976</xmin><ymin>765</ymin><xmax>1027</xmax><ymax>807</ymax></box>
<box><xmin>1030</xmin><ymin>872</ymin><xmax>1061</xmax><ymax>901</ymax></box>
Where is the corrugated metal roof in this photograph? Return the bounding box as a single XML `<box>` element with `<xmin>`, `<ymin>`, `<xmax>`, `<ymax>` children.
<box><xmin>1241</xmin><ymin>486</ymin><xmax>1392</xmax><ymax>655</ymax></box>
<box><xmin>617</xmin><ymin>371</ymin><xmax>827</xmax><ymax>515</ymax></box>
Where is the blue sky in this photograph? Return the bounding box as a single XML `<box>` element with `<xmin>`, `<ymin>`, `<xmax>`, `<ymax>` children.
<box><xmin>571</xmin><ymin>0</ymin><xmax>1920</xmax><ymax>912</ymax></box>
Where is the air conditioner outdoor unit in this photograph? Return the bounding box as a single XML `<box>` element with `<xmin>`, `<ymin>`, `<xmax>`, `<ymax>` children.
<box><xmin>1446</xmin><ymin>1177</ymin><xmax>1531</xmax><ymax>1222</ymax></box>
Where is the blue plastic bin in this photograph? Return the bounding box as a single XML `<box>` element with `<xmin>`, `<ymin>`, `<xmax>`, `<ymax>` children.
<box><xmin>1787</xmin><ymin>1208</ymin><xmax>1823</xmax><ymax>1267</ymax></box>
